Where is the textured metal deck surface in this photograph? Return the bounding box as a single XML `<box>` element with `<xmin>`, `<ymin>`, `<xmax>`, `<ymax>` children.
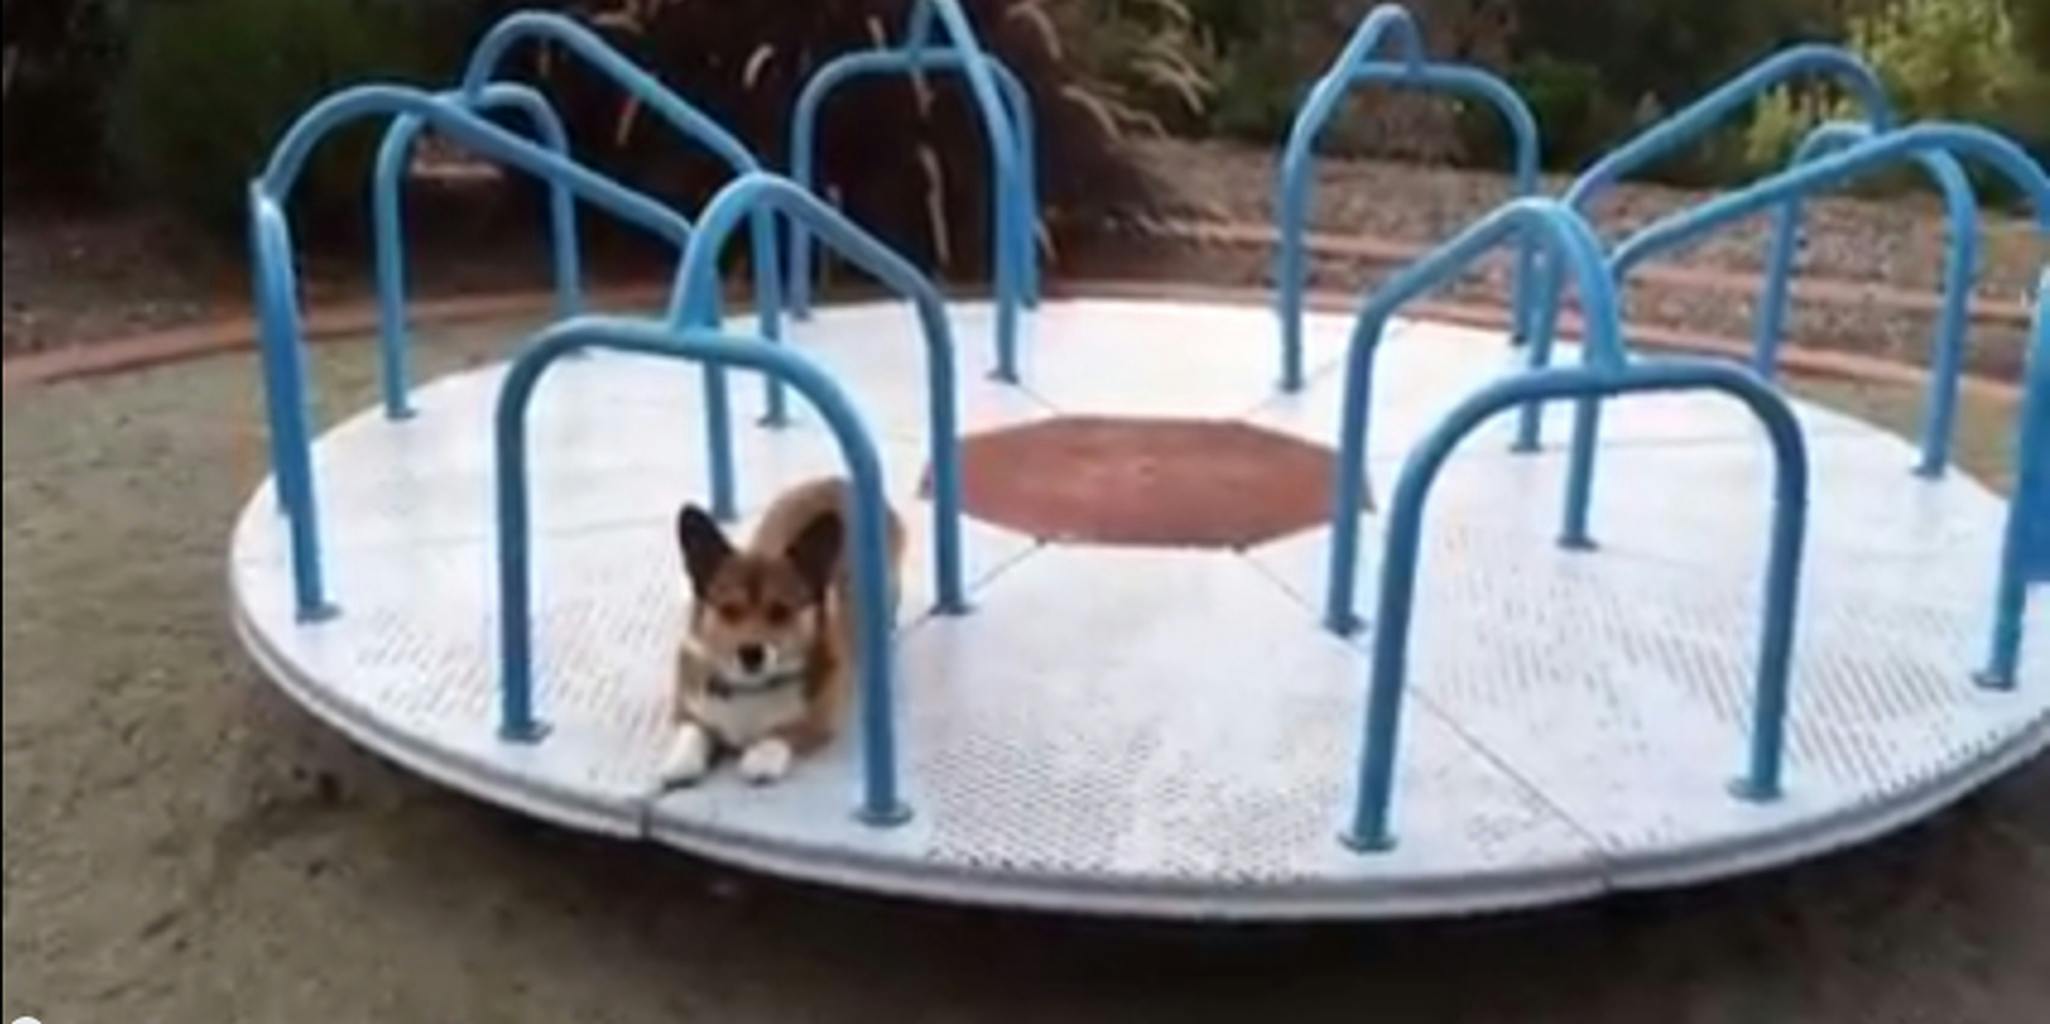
<box><xmin>230</xmin><ymin>298</ymin><xmax>2049</xmax><ymax>919</ymax></box>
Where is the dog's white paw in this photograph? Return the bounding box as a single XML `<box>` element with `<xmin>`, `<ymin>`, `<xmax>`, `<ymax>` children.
<box><xmin>737</xmin><ymin>738</ymin><xmax>793</xmax><ymax>785</ymax></box>
<box><xmin>660</xmin><ymin>723</ymin><xmax>713</xmax><ymax>786</ymax></box>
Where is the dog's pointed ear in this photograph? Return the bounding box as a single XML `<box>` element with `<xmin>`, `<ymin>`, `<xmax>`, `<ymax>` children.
<box><xmin>784</xmin><ymin>511</ymin><xmax>843</xmax><ymax>600</ymax></box>
<box><xmin>676</xmin><ymin>504</ymin><xmax>734</xmax><ymax>598</ymax></box>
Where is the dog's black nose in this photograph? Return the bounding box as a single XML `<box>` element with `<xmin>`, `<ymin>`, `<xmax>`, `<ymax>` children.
<box><xmin>736</xmin><ymin>644</ymin><xmax>766</xmax><ymax>673</ymax></box>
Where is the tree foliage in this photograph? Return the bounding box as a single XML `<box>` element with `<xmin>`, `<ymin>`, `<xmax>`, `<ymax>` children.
<box><xmin>1745</xmin><ymin>0</ymin><xmax>2042</xmax><ymax>180</ymax></box>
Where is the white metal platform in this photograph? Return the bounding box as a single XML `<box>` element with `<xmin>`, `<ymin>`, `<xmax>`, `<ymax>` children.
<box><xmin>229</xmin><ymin>298</ymin><xmax>2049</xmax><ymax>919</ymax></box>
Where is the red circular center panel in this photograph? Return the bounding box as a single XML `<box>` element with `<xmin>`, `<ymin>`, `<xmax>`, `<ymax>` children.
<box><xmin>931</xmin><ymin>417</ymin><xmax>1343</xmax><ymax>548</ymax></box>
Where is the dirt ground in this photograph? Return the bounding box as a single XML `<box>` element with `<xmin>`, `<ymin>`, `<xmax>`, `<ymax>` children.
<box><xmin>3</xmin><ymin>316</ymin><xmax>2046</xmax><ymax>1023</ymax></box>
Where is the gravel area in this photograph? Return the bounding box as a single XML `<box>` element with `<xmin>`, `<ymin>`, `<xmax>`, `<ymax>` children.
<box><xmin>4</xmin><ymin>319</ymin><xmax>2047</xmax><ymax>1022</ymax></box>
<box><xmin>1131</xmin><ymin>139</ymin><xmax>2044</xmax><ymax>297</ymax></box>
<box><xmin>1118</xmin><ymin>139</ymin><xmax>2045</xmax><ymax>378</ymax></box>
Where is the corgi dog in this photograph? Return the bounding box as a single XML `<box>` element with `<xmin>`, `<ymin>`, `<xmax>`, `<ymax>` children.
<box><xmin>659</xmin><ymin>478</ymin><xmax>904</xmax><ymax>786</ymax></box>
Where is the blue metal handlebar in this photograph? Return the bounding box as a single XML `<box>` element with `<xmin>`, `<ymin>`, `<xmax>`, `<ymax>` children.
<box><xmin>1324</xmin><ymin>196</ymin><xmax>1812</xmax><ymax>852</ymax></box>
<box><xmin>459</xmin><ymin>12</ymin><xmax>758</xmax><ymax>173</ymax></box>
<box><xmin>787</xmin><ymin>48</ymin><xmax>1039</xmax><ymax>329</ymax></box>
<box><xmin>1324</xmin><ymin>197</ymin><xmax>1620</xmax><ymax>635</ymax></box>
<box><xmin>1342</xmin><ymin>359</ymin><xmax>1812</xmax><ymax>851</ymax></box>
<box><xmin>492</xmin><ymin>316</ymin><xmax>912</xmax><ymax>826</ymax></box>
<box><xmin>249</xmin><ymin>190</ymin><xmax>333</xmax><ymax>623</ymax></box>
<box><xmin>1978</xmin><ymin>270</ymin><xmax>2050</xmax><ymax>690</ymax></box>
<box><xmin>263</xmin><ymin>86</ymin><xmax>693</xmax><ymax>242</ymax></box>
<box><xmin>253</xmin><ymin>83</ymin><xmax>706</xmax><ymax>623</ymax></box>
<box><xmin>1497</xmin><ymin>46</ymin><xmax>1892</xmax><ymax>456</ymax></box>
<box><xmin>901</xmin><ymin>0</ymin><xmax>999</xmax><ymax>63</ymax></box>
<box><xmin>1505</xmin><ymin>46</ymin><xmax>1894</xmax><ymax>459</ymax></box>
<box><xmin>1755</xmin><ymin>121</ymin><xmax>1979</xmax><ymax>478</ymax></box>
<box><xmin>1558</xmin><ymin>122</ymin><xmax>2050</xmax><ymax>552</ymax></box>
<box><xmin>1563</xmin><ymin>45</ymin><xmax>1892</xmax><ymax>213</ymax></box>
<box><xmin>665</xmin><ymin>171</ymin><xmax>968</xmax><ymax>617</ymax></box>
<box><xmin>464</xmin><ymin>11</ymin><xmax>782</xmax><ymax>425</ymax></box>
<box><xmin>886</xmin><ymin>0</ymin><xmax>1028</xmax><ymax>382</ymax></box>
<box><xmin>369</xmin><ymin>12</ymin><xmax>785</xmax><ymax>427</ymax></box>
<box><xmin>1332</xmin><ymin>3</ymin><xmax>1427</xmax><ymax>70</ymax></box>
<box><xmin>372</xmin><ymin>85</ymin><xmax>580</xmax><ymax>422</ymax></box>
<box><xmin>1276</xmin><ymin>4</ymin><xmax>1541</xmax><ymax>392</ymax></box>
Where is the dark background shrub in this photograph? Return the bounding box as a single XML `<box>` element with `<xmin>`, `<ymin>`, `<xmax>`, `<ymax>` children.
<box><xmin>6</xmin><ymin>0</ymin><xmax>2044</xmax><ymax>257</ymax></box>
<box><xmin>457</xmin><ymin>0</ymin><xmax>1154</xmax><ymax>282</ymax></box>
<box><xmin>1191</xmin><ymin>0</ymin><xmax>1514</xmax><ymax>162</ymax></box>
<box><xmin>1981</xmin><ymin>0</ymin><xmax>2047</xmax><ymax>171</ymax></box>
<box><xmin>2</xmin><ymin>0</ymin><xmax>128</xmax><ymax>201</ymax></box>
<box><xmin>1447</xmin><ymin>54</ymin><xmax>1627</xmax><ymax>175</ymax></box>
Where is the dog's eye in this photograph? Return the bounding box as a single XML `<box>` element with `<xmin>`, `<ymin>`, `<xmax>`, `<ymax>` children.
<box><xmin>764</xmin><ymin>602</ymin><xmax>792</xmax><ymax>626</ymax></box>
<box><xmin>717</xmin><ymin>603</ymin><xmax>745</xmax><ymax>624</ymax></box>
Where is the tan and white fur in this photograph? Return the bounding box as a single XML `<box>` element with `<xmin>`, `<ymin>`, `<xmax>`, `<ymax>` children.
<box><xmin>660</xmin><ymin>477</ymin><xmax>904</xmax><ymax>786</ymax></box>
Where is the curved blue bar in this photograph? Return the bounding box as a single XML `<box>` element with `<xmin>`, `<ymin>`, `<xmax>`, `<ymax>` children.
<box><xmin>1754</xmin><ymin>121</ymin><xmax>1979</xmax><ymax>477</ymax></box>
<box><xmin>252</xmin><ymin>83</ymin><xmax>697</xmax><ymax>621</ymax></box>
<box><xmin>1511</xmin><ymin>46</ymin><xmax>1892</xmax><ymax>474</ymax></box>
<box><xmin>1509</xmin><ymin>227</ymin><xmax>1567</xmax><ymax>453</ymax></box>
<box><xmin>886</xmin><ymin>0</ymin><xmax>1026</xmax><ymax>382</ymax></box>
<box><xmin>1331</xmin><ymin>3</ymin><xmax>1427</xmax><ymax>70</ymax></box>
<box><xmin>1568</xmin><ymin>121</ymin><xmax>2050</xmax><ymax>551</ymax></box>
<box><xmin>1275</xmin><ymin>5</ymin><xmax>1538</xmax><ymax>392</ymax></box>
<box><xmin>454</xmin><ymin>11</ymin><xmax>786</xmax><ymax>429</ymax></box>
<box><xmin>249</xmin><ymin>190</ymin><xmax>335</xmax><ymax>623</ymax></box>
<box><xmin>1978</xmin><ymin>270</ymin><xmax>2050</xmax><ymax>690</ymax></box>
<box><xmin>459</xmin><ymin>11</ymin><xmax>758</xmax><ymax>174</ymax></box>
<box><xmin>671</xmin><ymin>172</ymin><xmax>969</xmax><ymax>615</ymax></box>
<box><xmin>749</xmin><ymin>209</ymin><xmax>788</xmax><ymax>426</ymax></box>
<box><xmin>493</xmin><ymin>316</ymin><xmax>911</xmax><ymax>825</ymax></box>
<box><xmin>898</xmin><ymin>0</ymin><xmax>1034</xmax><ymax>64</ymax></box>
<box><xmin>1323</xmin><ymin>197</ymin><xmax>1618</xmax><ymax>633</ymax></box>
<box><xmin>787</xmin><ymin>49</ymin><xmax>1038</xmax><ymax>325</ymax></box>
<box><xmin>262</xmin><ymin>85</ymin><xmax>693</xmax><ymax>243</ymax></box>
<box><xmin>1354</xmin><ymin>61</ymin><xmax>1545</xmax><ymax>443</ymax></box>
<box><xmin>902</xmin><ymin>0</ymin><xmax>939</xmax><ymax>62</ymax></box>
<box><xmin>1563</xmin><ymin>45</ymin><xmax>1892</xmax><ymax>213</ymax></box>
<box><xmin>373</xmin><ymin>84</ymin><xmax>581</xmax><ymax>421</ymax></box>
<box><xmin>1342</xmin><ymin>359</ymin><xmax>1811</xmax><ymax>850</ymax></box>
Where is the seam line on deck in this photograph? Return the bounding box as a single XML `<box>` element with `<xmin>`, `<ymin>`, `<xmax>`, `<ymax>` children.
<box><xmin>1230</xmin><ymin>545</ymin><xmax>1615</xmax><ymax>864</ymax></box>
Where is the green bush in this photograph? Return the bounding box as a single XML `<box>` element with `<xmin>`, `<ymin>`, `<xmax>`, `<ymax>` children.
<box><xmin>114</xmin><ymin>0</ymin><xmax>441</xmax><ymax>234</ymax></box>
<box><xmin>1051</xmin><ymin>0</ymin><xmax>1220</xmax><ymax>137</ymax></box>
<box><xmin>1190</xmin><ymin>0</ymin><xmax>1516</xmax><ymax>159</ymax></box>
<box><xmin>1742</xmin><ymin>81</ymin><xmax>1837</xmax><ymax>171</ymax></box>
<box><xmin>1492</xmin><ymin>55</ymin><xmax>1633</xmax><ymax>170</ymax></box>
<box><xmin>2017</xmin><ymin>4</ymin><xmax>2050</xmax><ymax>168</ymax></box>
<box><xmin>1188</xmin><ymin>0</ymin><xmax>1326</xmax><ymax>145</ymax></box>
<box><xmin>1856</xmin><ymin>0</ymin><xmax>2032</xmax><ymax>121</ymax></box>
<box><xmin>1203</xmin><ymin>30</ymin><xmax>1310</xmax><ymax>146</ymax></box>
<box><xmin>1742</xmin><ymin>0</ymin><xmax>2039</xmax><ymax>189</ymax></box>
<box><xmin>1512</xmin><ymin>0</ymin><xmax>1832</xmax><ymax>119</ymax></box>
<box><xmin>1183</xmin><ymin>0</ymin><xmax>1830</xmax><ymax>176</ymax></box>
